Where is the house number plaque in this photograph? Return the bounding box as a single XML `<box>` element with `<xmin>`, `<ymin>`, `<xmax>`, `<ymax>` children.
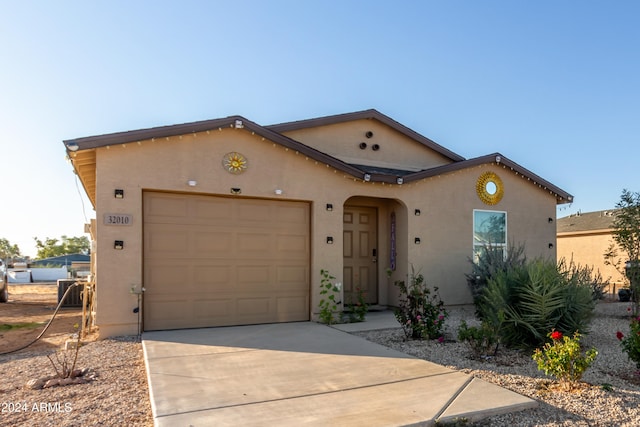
<box><xmin>103</xmin><ymin>213</ymin><xmax>133</xmax><ymax>226</ymax></box>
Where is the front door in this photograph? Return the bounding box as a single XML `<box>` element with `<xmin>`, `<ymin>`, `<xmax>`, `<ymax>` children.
<box><xmin>343</xmin><ymin>206</ymin><xmax>378</xmax><ymax>305</ymax></box>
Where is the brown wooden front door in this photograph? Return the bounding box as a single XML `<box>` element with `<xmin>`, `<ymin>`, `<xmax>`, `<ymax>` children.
<box><xmin>343</xmin><ymin>206</ymin><xmax>378</xmax><ymax>305</ymax></box>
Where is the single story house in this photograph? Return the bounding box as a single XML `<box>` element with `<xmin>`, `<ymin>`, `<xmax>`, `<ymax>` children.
<box><xmin>557</xmin><ymin>210</ymin><xmax>624</xmax><ymax>294</ymax></box>
<box><xmin>64</xmin><ymin>109</ymin><xmax>572</xmax><ymax>337</ymax></box>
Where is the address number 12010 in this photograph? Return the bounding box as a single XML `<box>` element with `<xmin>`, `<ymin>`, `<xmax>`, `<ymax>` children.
<box><xmin>103</xmin><ymin>214</ymin><xmax>133</xmax><ymax>226</ymax></box>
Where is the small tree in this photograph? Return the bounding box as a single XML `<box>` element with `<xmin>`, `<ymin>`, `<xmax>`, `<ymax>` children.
<box><xmin>604</xmin><ymin>189</ymin><xmax>640</xmax><ymax>315</ymax></box>
<box><xmin>0</xmin><ymin>238</ymin><xmax>21</xmax><ymax>261</ymax></box>
<box><xmin>34</xmin><ymin>235</ymin><xmax>90</xmax><ymax>259</ymax></box>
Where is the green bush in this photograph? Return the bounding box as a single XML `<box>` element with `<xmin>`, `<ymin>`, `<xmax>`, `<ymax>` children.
<box><xmin>479</xmin><ymin>259</ymin><xmax>595</xmax><ymax>349</ymax></box>
<box><xmin>457</xmin><ymin>320</ymin><xmax>500</xmax><ymax>358</ymax></box>
<box><xmin>532</xmin><ymin>330</ymin><xmax>597</xmax><ymax>391</ymax></box>
<box><xmin>466</xmin><ymin>243</ymin><xmax>526</xmax><ymax>312</ymax></box>
<box><xmin>394</xmin><ymin>269</ymin><xmax>448</xmax><ymax>340</ymax></box>
<box><xmin>617</xmin><ymin>316</ymin><xmax>640</xmax><ymax>368</ymax></box>
<box><xmin>318</xmin><ymin>269</ymin><xmax>341</xmax><ymax>325</ymax></box>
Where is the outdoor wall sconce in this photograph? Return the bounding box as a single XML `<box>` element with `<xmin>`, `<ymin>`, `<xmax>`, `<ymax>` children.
<box><xmin>372</xmin><ymin>144</ymin><xmax>380</xmax><ymax>151</ymax></box>
<box><xmin>230</xmin><ymin>187</ymin><xmax>242</xmax><ymax>194</ymax></box>
<box><xmin>326</xmin><ymin>236</ymin><xmax>334</xmax><ymax>244</ymax></box>
<box><xmin>365</xmin><ymin>131</ymin><xmax>374</xmax><ymax>138</ymax></box>
<box><xmin>114</xmin><ymin>240</ymin><xmax>124</xmax><ymax>250</ymax></box>
<box><xmin>274</xmin><ymin>189</ymin><xmax>283</xmax><ymax>195</ymax></box>
<box><xmin>396</xmin><ymin>177</ymin><xmax>403</xmax><ymax>185</ymax></box>
<box><xmin>415</xmin><ymin>237</ymin><xmax>421</xmax><ymax>244</ymax></box>
<box><xmin>548</xmin><ymin>217</ymin><xmax>554</xmax><ymax>223</ymax></box>
<box><xmin>114</xmin><ymin>189</ymin><xmax>124</xmax><ymax>199</ymax></box>
<box><xmin>359</xmin><ymin>142</ymin><xmax>367</xmax><ymax>149</ymax></box>
<box><xmin>414</xmin><ymin>209</ymin><xmax>421</xmax><ymax>216</ymax></box>
<box><xmin>187</xmin><ymin>180</ymin><xmax>197</xmax><ymax>187</ymax></box>
<box><xmin>326</xmin><ymin>204</ymin><xmax>333</xmax><ymax>211</ymax></box>
<box><xmin>363</xmin><ymin>174</ymin><xmax>371</xmax><ymax>182</ymax></box>
<box><xmin>548</xmin><ymin>243</ymin><xmax>554</xmax><ymax>249</ymax></box>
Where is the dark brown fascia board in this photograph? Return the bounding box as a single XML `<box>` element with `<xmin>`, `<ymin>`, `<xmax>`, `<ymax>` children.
<box><xmin>266</xmin><ymin>109</ymin><xmax>466</xmax><ymax>162</ymax></box>
<box><xmin>63</xmin><ymin>115</ymin><xmax>368</xmax><ymax>179</ymax></box>
<box><xmin>404</xmin><ymin>152</ymin><xmax>574</xmax><ymax>204</ymax></box>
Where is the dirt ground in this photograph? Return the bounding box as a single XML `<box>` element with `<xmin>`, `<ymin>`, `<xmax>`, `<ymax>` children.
<box><xmin>0</xmin><ymin>284</ymin><xmax>87</xmax><ymax>354</ymax></box>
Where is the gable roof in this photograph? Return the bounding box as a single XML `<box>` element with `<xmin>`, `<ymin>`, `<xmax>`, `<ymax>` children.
<box><xmin>63</xmin><ymin>109</ymin><xmax>573</xmax><ymax>208</ymax></box>
<box><xmin>557</xmin><ymin>210</ymin><xmax>617</xmax><ymax>234</ymax></box>
<box><xmin>267</xmin><ymin>109</ymin><xmax>466</xmax><ymax>162</ymax></box>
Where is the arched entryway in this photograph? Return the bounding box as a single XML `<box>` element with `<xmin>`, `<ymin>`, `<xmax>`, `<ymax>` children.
<box><xmin>343</xmin><ymin>196</ymin><xmax>407</xmax><ymax>308</ymax></box>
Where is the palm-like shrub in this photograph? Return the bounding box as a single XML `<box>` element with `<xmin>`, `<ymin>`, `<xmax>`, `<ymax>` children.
<box><xmin>479</xmin><ymin>259</ymin><xmax>595</xmax><ymax>349</ymax></box>
<box><xmin>466</xmin><ymin>243</ymin><xmax>526</xmax><ymax>311</ymax></box>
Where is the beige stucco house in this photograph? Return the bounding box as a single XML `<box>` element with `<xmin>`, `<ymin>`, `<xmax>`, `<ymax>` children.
<box><xmin>64</xmin><ymin>109</ymin><xmax>573</xmax><ymax>338</ymax></box>
<box><xmin>557</xmin><ymin>210</ymin><xmax>624</xmax><ymax>294</ymax></box>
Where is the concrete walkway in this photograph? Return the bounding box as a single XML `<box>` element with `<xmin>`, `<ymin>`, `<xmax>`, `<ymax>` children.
<box><xmin>142</xmin><ymin>311</ymin><xmax>536</xmax><ymax>426</ymax></box>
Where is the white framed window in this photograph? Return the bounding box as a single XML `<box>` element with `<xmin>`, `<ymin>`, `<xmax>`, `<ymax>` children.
<box><xmin>473</xmin><ymin>209</ymin><xmax>507</xmax><ymax>262</ymax></box>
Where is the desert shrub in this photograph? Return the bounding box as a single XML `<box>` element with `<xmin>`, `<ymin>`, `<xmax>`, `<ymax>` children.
<box><xmin>457</xmin><ymin>320</ymin><xmax>500</xmax><ymax>358</ymax></box>
<box><xmin>559</xmin><ymin>257</ymin><xmax>609</xmax><ymax>301</ymax></box>
<box><xmin>394</xmin><ymin>268</ymin><xmax>448</xmax><ymax>340</ymax></box>
<box><xmin>479</xmin><ymin>259</ymin><xmax>595</xmax><ymax>349</ymax></box>
<box><xmin>466</xmin><ymin>242</ymin><xmax>526</xmax><ymax>312</ymax></box>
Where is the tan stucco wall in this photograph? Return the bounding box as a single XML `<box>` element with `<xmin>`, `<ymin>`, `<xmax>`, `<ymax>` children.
<box><xmin>280</xmin><ymin>119</ymin><xmax>453</xmax><ymax>172</ymax></box>
<box><xmin>91</xmin><ymin>125</ymin><xmax>560</xmax><ymax>337</ymax></box>
<box><xmin>557</xmin><ymin>231</ymin><xmax>625</xmax><ymax>291</ymax></box>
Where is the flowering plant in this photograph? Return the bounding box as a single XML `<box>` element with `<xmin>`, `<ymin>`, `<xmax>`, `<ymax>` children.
<box><xmin>532</xmin><ymin>330</ymin><xmax>597</xmax><ymax>391</ymax></box>
<box><xmin>394</xmin><ymin>269</ymin><xmax>448</xmax><ymax>340</ymax></box>
<box><xmin>617</xmin><ymin>316</ymin><xmax>640</xmax><ymax>368</ymax></box>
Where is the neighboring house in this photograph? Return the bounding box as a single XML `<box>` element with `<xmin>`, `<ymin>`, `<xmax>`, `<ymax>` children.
<box><xmin>557</xmin><ymin>210</ymin><xmax>625</xmax><ymax>294</ymax></box>
<box><xmin>64</xmin><ymin>109</ymin><xmax>572</xmax><ymax>338</ymax></box>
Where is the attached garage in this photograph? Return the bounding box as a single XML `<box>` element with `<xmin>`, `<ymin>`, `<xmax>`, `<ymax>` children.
<box><xmin>143</xmin><ymin>191</ymin><xmax>310</xmax><ymax>331</ymax></box>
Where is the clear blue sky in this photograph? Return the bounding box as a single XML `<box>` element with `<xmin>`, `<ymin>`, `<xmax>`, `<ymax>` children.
<box><xmin>2</xmin><ymin>1</ymin><xmax>639</xmax><ymax>257</ymax></box>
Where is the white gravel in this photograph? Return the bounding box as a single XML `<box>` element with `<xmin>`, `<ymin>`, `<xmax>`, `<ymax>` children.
<box><xmin>1</xmin><ymin>301</ymin><xmax>638</xmax><ymax>426</ymax></box>
<box><xmin>355</xmin><ymin>301</ymin><xmax>640</xmax><ymax>426</ymax></box>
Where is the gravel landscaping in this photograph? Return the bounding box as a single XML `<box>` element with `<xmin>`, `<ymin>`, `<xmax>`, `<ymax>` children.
<box><xmin>1</xmin><ymin>299</ymin><xmax>639</xmax><ymax>426</ymax></box>
<box><xmin>355</xmin><ymin>301</ymin><xmax>640</xmax><ymax>426</ymax></box>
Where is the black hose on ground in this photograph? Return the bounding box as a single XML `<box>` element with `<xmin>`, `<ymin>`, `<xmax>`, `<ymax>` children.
<box><xmin>0</xmin><ymin>282</ymin><xmax>82</xmax><ymax>355</ymax></box>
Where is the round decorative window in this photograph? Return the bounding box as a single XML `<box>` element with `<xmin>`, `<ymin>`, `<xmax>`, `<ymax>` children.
<box><xmin>222</xmin><ymin>152</ymin><xmax>248</xmax><ymax>174</ymax></box>
<box><xmin>476</xmin><ymin>171</ymin><xmax>504</xmax><ymax>205</ymax></box>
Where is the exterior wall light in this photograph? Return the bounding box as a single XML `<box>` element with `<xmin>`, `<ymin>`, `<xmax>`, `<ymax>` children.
<box><xmin>326</xmin><ymin>236</ymin><xmax>334</xmax><ymax>244</ymax></box>
<box><xmin>363</xmin><ymin>174</ymin><xmax>371</xmax><ymax>182</ymax></box>
<box><xmin>548</xmin><ymin>243</ymin><xmax>554</xmax><ymax>248</ymax></box>
<box><xmin>326</xmin><ymin>204</ymin><xmax>333</xmax><ymax>211</ymax></box>
<box><xmin>230</xmin><ymin>188</ymin><xmax>241</xmax><ymax>194</ymax></box>
<box><xmin>114</xmin><ymin>240</ymin><xmax>124</xmax><ymax>250</ymax></box>
<box><xmin>187</xmin><ymin>180</ymin><xmax>197</xmax><ymax>187</ymax></box>
<box><xmin>114</xmin><ymin>189</ymin><xmax>124</xmax><ymax>199</ymax></box>
<box><xmin>396</xmin><ymin>177</ymin><xmax>403</xmax><ymax>185</ymax></box>
<box><xmin>548</xmin><ymin>217</ymin><xmax>554</xmax><ymax>223</ymax></box>
<box><xmin>415</xmin><ymin>237</ymin><xmax>421</xmax><ymax>244</ymax></box>
<box><xmin>414</xmin><ymin>209</ymin><xmax>421</xmax><ymax>216</ymax></box>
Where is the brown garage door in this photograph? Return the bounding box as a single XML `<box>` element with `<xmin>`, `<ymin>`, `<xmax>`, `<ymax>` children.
<box><xmin>143</xmin><ymin>191</ymin><xmax>310</xmax><ymax>331</ymax></box>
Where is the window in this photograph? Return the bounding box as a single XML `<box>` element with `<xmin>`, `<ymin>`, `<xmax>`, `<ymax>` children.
<box><xmin>473</xmin><ymin>210</ymin><xmax>507</xmax><ymax>262</ymax></box>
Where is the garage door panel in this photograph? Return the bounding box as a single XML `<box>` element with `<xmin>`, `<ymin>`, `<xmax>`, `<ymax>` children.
<box><xmin>194</xmin><ymin>231</ymin><xmax>234</xmax><ymax>254</ymax></box>
<box><xmin>146</xmin><ymin>228</ymin><xmax>189</xmax><ymax>253</ymax></box>
<box><xmin>145</xmin><ymin>195</ymin><xmax>189</xmax><ymax>221</ymax></box>
<box><xmin>276</xmin><ymin>234</ymin><xmax>308</xmax><ymax>255</ymax></box>
<box><xmin>237</xmin><ymin>232</ymin><xmax>272</xmax><ymax>252</ymax></box>
<box><xmin>144</xmin><ymin>192</ymin><xmax>309</xmax><ymax>331</ymax></box>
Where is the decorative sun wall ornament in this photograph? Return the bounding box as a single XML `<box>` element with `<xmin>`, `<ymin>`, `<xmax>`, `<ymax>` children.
<box><xmin>222</xmin><ymin>152</ymin><xmax>248</xmax><ymax>174</ymax></box>
<box><xmin>476</xmin><ymin>171</ymin><xmax>504</xmax><ymax>205</ymax></box>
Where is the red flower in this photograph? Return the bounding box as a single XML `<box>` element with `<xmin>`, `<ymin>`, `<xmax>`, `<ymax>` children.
<box><xmin>617</xmin><ymin>331</ymin><xmax>625</xmax><ymax>341</ymax></box>
<box><xmin>550</xmin><ymin>331</ymin><xmax>563</xmax><ymax>340</ymax></box>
